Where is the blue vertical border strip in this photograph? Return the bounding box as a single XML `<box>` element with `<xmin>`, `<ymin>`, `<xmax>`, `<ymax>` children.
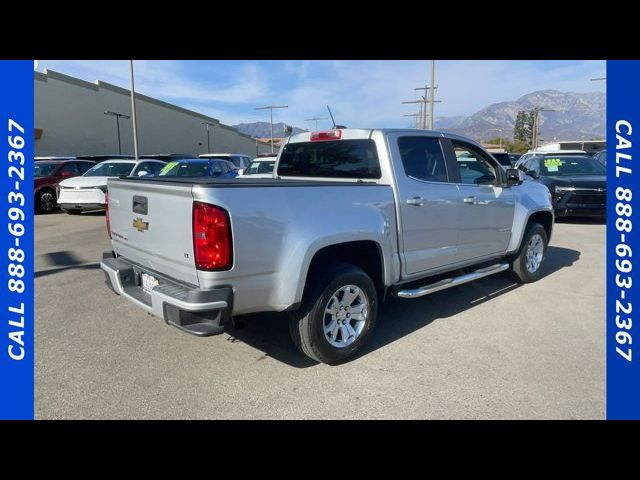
<box><xmin>607</xmin><ymin>60</ymin><xmax>640</xmax><ymax>419</ymax></box>
<box><xmin>0</xmin><ymin>60</ymin><xmax>34</xmax><ymax>419</ymax></box>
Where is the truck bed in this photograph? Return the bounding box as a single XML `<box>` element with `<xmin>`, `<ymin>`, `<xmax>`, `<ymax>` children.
<box><xmin>106</xmin><ymin>176</ymin><xmax>398</xmax><ymax>315</ymax></box>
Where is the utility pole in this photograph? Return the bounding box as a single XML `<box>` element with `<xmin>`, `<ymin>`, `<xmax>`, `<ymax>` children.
<box><xmin>129</xmin><ymin>60</ymin><xmax>139</xmax><ymax>160</ymax></box>
<box><xmin>304</xmin><ymin>116</ymin><xmax>328</xmax><ymax>131</ymax></box>
<box><xmin>429</xmin><ymin>60</ymin><xmax>436</xmax><ymax>129</ymax></box>
<box><xmin>530</xmin><ymin>107</ymin><xmax>556</xmax><ymax>149</ymax></box>
<box><xmin>415</xmin><ymin>86</ymin><xmax>429</xmax><ymax>129</ymax></box>
<box><xmin>104</xmin><ymin>111</ymin><xmax>130</xmax><ymax>155</ymax></box>
<box><xmin>402</xmin><ymin>99</ymin><xmax>425</xmax><ymax>129</ymax></box>
<box><xmin>403</xmin><ymin>113</ymin><xmax>422</xmax><ymax>128</ymax></box>
<box><xmin>255</xmin><ymin>105</ymin><xmax>288</xmax><ymax>154</ymax></box>
<box><xmin>201</xmin><ymin>121</ymin><xmax>216</xmax><ymax>153</ymax></box>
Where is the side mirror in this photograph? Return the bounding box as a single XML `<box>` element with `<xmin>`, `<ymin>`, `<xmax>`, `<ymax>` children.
<box><xmin>237</xmin><ymin>169</ymin><xmax>244</xmax><ymax>176</ymax></box>
<box><xmin>506</xmin><ymin>168</ymin><xmax>522</xmax><ymax>186</ymax></box>
<box><xmin>137</xmin><ymin>170</ymin><xmax>148</xmax><ymax>177</ymax></box>
<box><xmin>525</xmin><ymin>169</ymin><xmax>540</xmax><ymax>179</ymax></box>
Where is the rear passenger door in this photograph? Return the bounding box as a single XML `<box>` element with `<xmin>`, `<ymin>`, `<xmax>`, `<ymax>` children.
<box><xmin>443</xmin><ymin>139</ymin><xmax>515</xmax><ymax>262</ymax></box>
<box><xmin>389</xmin><ymin>133</ymin><xmax>462</xmax><ymax>276</ymax></box>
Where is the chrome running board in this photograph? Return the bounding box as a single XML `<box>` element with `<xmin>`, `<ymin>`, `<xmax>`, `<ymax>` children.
<box><xmin>395</xmin><ymin>263</ymin><xmax>510</xmax><ymax>299</ymax></box>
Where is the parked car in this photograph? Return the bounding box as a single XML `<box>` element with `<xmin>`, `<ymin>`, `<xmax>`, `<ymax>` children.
<box><xmin>157</xmin><ymin>159</ymin><xmax>238</xmax><ymax>178</ymax></box>
<box><xmin>594</xmin><ymin>149</ymin><xmax>607</xmax><ymax>166</ymax></box>
<box><xmin>517</xmin><ymin>154</ymin><xmax>606</xmax><ymax>218</ymax></box>
<box><xmin>490</xmin><ymin>152</ymin><xmax>514</xmax><ymax>168</ymax></box>
<box><xmin>508</xmin><ymin>153</ymin><xmax>522</xmax><ymax>165</ymax></box>
<box><xmin>57</xmin><ymin>159</ymin><xmax>166</xmax><ymax>214</ymax></box>
<box><xmin>198</xmin><ymin>153</ymin><xmax>252</xmax><ymax>171</ymax></box>
<box><xmin>517</xmin><ymin>149</ymin><xmax>587</xmax><ymax>166</ymax></box>
<box><xmin>101</xmin><ymin>128</ymin><xmax>553</xmax><ymax>364</ymax></box>
<box><xmin>241</xmin><ymin>156</ymin><xmax>277</xmax><ymax>177</ymax></box>
<box><xmin>34</xmin><ymin>159</ymin><xmax>96</xmax><ymax>214</ymax></box>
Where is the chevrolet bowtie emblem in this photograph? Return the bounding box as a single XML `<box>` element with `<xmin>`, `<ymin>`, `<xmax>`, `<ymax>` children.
<box><xmin>133</xmin><ymin>217</ymin><xmax>149</xmax><ymax>232</ymax></box>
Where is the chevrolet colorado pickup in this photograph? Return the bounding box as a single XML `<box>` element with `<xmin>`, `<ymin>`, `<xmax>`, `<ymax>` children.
<box><xmin>101</xmin><ymin>129</ymin><xmax>554</xmax><ymax>364</ymax></box>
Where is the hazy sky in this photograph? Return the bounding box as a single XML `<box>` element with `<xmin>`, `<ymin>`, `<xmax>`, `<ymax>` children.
<box><xmin>38</xmin><ymin>60</ymin><xmax>606</xmax><ymax>129</ymax></box>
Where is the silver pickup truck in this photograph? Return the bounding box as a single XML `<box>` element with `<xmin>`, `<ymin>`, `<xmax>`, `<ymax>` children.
<box><xmin>101</xmin><ymin>128</ymin><xmax>553</xmax><ymax>364</ymax></box>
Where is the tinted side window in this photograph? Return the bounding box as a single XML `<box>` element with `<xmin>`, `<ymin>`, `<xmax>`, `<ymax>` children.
<box><xmin>398</xmin><ymin>137</ymin><xmax>448</xmax><ymax>182</ymax></box>
<box><xmin>211</xmin><ymin>162</ymin><xmax>224</xmax><ymax>174</ymax></box>
<box><xmin>61</xmin><ymin>162</ymin><xmax>80</xmax><ymax>174</ymax></box>
<box><xmin>452</xmin><ymin>142</ymin><xmax>498</xmax><ymax>185</ymax></box>
<box><xmin>278</xmin><ymin>139</ymin><xmax>381</xmax><ymax>179</ymax></box>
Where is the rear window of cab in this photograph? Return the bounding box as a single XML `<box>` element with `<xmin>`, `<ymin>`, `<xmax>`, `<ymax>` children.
<box><xmin>277</xmin><ymin>139</ymin><xmax>381</xmax><ymax>179</ymax></box>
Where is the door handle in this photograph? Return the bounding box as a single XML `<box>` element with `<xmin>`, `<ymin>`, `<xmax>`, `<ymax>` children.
<box><xmin>406</xmin><ymin>196</ymin><xmax>425</xmax><ymax>206</ymax></box>
<box><xmin>463</xmin><ymin>196</ymin><xmax>477</xmax><ymax>204</ymax></box>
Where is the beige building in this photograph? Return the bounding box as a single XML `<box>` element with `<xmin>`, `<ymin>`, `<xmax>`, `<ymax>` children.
<box><xmin>35</xmin><ymin>69</ymin><xmax>272</xmax><ymax>158</ymax></box>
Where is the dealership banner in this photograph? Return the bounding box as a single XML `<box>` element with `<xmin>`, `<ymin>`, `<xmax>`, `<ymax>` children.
<box><xmin>607</xmin><ymin>60</ymin><xmax>639</xmax><ymax>419</ymax></box>
<box><xmin>0</xmin><ymin>60</ymin><xmax>34</xmax><ymax>419</ymax></box>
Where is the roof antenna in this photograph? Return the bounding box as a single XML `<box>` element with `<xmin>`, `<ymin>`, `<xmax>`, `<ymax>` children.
<box><xmin>327</xmin><ymin>105</ymin><xmax>336</xmax><ymax>128</ymax></box>
<box><xmin>327</xmin><ymin>105</ymin><xmax>347</xmax><ymax>129</ymax></box>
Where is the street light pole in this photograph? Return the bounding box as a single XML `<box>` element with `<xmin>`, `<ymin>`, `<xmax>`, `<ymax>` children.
<box><xmin>255</xmin><ymin>105</ymin><xmax>288</xmax><ymax>154</ymax></box>
<box><xmin>104</xmin><ymin>110</ymin><xmax>130</xmax><ymax>155</ymax></box>
<box><xmin>202</xmin><ymin>121</ymin><xmax>216</xmax><ymax>153</ymax></box>
<box><xmin>129</xmin><ymin>60</ymin><xmax>139</xmax><ymax>160</ymax></box>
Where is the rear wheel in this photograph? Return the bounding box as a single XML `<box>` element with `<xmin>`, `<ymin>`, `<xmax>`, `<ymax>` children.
<box><xmin>509</xmin><ymin>222</ymin><xmax>548</xmax><ymax>283</ymax></box>
<box><xmin>35</xmin><ymin>189</ymin><xmax>56</xmax><ymax>214</ymax></box>
<box><xmin>289</xmin><ymin>264</ymin><xmax>378</xmax><ymax>365</ymax></box>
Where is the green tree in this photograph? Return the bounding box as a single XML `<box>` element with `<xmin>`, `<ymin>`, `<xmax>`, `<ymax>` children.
<box><xmin>514</xmin><ymin>110</ymin><xmax>534</xmax><ymax>146</ymax></box>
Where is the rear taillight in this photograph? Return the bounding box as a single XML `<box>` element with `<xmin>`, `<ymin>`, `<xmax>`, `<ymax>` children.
<box><xmin>192</xmin><ymin>202</ymin><xmax>232</xmax><ymax>271</ymax></box>
<box><xmin>105</xmin><ymin>191</ymin><xmax>112</xmax><ymax>239</ymax></box>
<box><xmin>310</xmin><ymin>129</ymin><xmax>342</xmax><ymax>141</ymax></box>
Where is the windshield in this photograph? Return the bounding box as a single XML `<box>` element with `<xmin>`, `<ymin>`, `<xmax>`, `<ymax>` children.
<box><xmin>84</xmin><ymin>162</ymin><xmax>135</xmax><ymax>177</ymax></box>
<box><xmin>540</xmin><ymin>156</ymin><xmax>606</xmax><ymax>176</ymax></box>
<box><xmin>34</xmin><ymin>163</ymin><xmax>59</xmax><ymax>177</ymax></box>
<box><xmin>158</xmin><ymin>161</ymin><xmax>211</xmax><ymax>177</ymax></box>
<box><xmin>244</xmin><ymin>160</ymin><xmax>275</xmax><ymax>175</ymax></box>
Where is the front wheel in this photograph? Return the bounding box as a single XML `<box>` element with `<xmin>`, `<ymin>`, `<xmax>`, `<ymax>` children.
<box><xmin>35</xmin><ymin>190</ymin><xmax>57</xmax><ymax>214</ymax></box>
<box><xmin>289</xmin><ymin>264</ymin><xmax>378</xmax><ymax>365</ymax></box>
<box><xmin>509</xmin><ymin>222</ymin><xmax>548</xmax><ymax>283</ymax></box>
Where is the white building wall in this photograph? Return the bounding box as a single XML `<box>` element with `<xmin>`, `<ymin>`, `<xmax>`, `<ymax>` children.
<box><xmin>35</xmin><ymin>69</ymin><xmax>271</xmax><ymax>157</ymax></box>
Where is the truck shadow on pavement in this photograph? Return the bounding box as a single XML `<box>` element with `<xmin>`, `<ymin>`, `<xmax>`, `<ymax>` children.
<box><xmin>228</xmin><ymin>245</ymin><xmax>581</xmax><ymax>368</ymax></box>
<box><xmin>35</xmin><ymin>250</ymin><xmax>101</xmax><ymax>279</ymax></box>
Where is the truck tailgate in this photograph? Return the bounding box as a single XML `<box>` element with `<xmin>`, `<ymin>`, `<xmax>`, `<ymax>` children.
<box><xmin>107</xmin><ymin>178</ymin><xmax>199</xmax><ymax>286</ymax></box>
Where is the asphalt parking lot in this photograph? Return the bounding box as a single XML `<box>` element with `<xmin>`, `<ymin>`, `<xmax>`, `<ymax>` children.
<box><xmin>35</xmin><ymin>210</ymin><xmax>605</xmax><ymax>419</ymax></box>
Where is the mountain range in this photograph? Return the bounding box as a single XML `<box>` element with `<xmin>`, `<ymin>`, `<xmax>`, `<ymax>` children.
<box><xmin>434</xmin><ymin>90</ymin><xmax>605</xmax><ymax>142</ymax></box>
<box><xmin>233</xmin><ymin>122</ymin><xmax>306</xmax><ymax>138</ymax></box>
<box><xmin>234</xmin><ymin>90</ymin><xmax>605</xmax><ymax>143</ymax></box>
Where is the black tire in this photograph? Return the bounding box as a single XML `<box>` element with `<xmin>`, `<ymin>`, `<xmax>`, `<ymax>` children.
<box><xmin>509</xmin><ymin>222</ymin><xmax>548</xmax><ymax>283</ymax></box>
<box><xmin>35</xmin><ymin>189</ymin><xmax>57</xmax><ymax>214</ymax></box>
<box><xmin>289</xmin><ymin>263</ymin><xmax>378</xmax><ymax>365</ymax></box>
<box><xmin>61</xmin><ymin>208</ymin><xmax>82</xmax><ymax>215</ymax></box>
